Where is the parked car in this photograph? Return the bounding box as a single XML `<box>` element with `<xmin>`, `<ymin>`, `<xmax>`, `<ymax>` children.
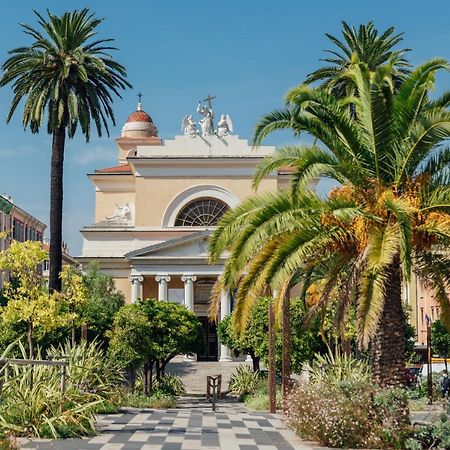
<box><xmin>405</xmin><ymin>365</ymin><xmax>423</xmax><ymax>388</ymax></box>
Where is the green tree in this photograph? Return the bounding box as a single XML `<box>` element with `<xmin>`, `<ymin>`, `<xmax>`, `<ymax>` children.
<box><xmin>81</xmin><ymin>263</ymin><xmax>124</xmax><ymax>344</ymax></box>
<box><xmin>60</xmin><ymin>265</ymin><xmax>87</xmax><ymax>346</ymax></box>
<box><xmin>0</xmin><ymin>9</ymin><xmax>130</xmax><ymax>292</ymax></box>
<box><xmin>431</xmin><ymin>320</ymin><xmax>450</xmax><ymax>370</ymax></box>
<box><xmin>140</xmin><ymin>300</ymin><xmax>202</xmax><ymax>380</ymax></box>
<box><xmin>305</xmin><ymin>21</ymin><xmax>410</xmax><ymax>97</ymax></box>
<box><xmin>0</xmin><ymin>241</ymin><xmax>66</xmax><ymax>358</ymax></box>
<box><xmin>109</xmin><ymin>300</ymin><xmax>202</xmax><ymax>393</ymax></box>
<box><xmin>210</xmin><ymin>60</ymin><xmax>450</xmax><ymax>387</ymax></box>
<box><xmin>218</xmin><ymin>298</ymin><xmax>324</xmax><ymax>373</ymax></box>
<box><xmin>108</xmin><ymin>303</ymin><xmax>153</xmax><ymax>390</ymax></box>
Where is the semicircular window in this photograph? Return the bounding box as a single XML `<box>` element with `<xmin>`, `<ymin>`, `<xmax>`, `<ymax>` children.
<box><xmin>175</xmin><ymin>198</ymin><xmax>229</xmax><ymax>227</ymax></box>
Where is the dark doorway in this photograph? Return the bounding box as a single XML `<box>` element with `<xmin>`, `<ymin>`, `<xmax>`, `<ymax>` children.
<box><xmin>197</xmin><ymin>317</ymin><xmax>218</xmax><ymax>361</ymax></box>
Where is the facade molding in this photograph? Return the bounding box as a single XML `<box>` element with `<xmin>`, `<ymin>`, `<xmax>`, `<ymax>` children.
<box><xmin>162</xmin><ymin>184</ymin><xmax>240</xmax><ymax>227</ymax></box>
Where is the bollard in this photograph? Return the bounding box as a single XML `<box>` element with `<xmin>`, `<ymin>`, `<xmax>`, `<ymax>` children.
<box><xmin>206</xmin><ymin>375</ymin><xmax>222</xmax><ymax>412</ymax></box>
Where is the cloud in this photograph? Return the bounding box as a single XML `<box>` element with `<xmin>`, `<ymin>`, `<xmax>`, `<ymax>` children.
<box><xmin>0</xmin><ymin>144</ymin><xmax>35</xmax><ymax>159</ymax></box>
<box><xmin>70</xmin><ymin>144</ymin><xmax>116</xmax><ymax>165</ymax></box>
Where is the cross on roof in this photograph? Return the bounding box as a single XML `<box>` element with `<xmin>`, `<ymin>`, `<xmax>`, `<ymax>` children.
<box><xmin>138</xmin><ymin>92</ymin><xmax>143</xmax><ymax>103</ymax></box>
<box><xmin>203</xmin><ymin>94</ymin><xmax>216</xmax><ymax>110</ymax></box>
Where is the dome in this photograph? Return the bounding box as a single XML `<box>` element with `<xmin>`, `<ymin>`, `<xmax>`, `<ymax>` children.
<box><xmin>126</xmin><ymin>109</ymin><xmax>153</xmax><ymax>124</ymax></box>
<box><xmin>121</xmin><ymin>100</ymin><xmax>158</xmax><ymax>138</ymax></box>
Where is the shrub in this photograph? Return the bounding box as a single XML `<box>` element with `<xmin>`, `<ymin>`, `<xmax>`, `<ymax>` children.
<box><xmin>304</xmin><ymin>350</ymin><xmax>371</xmax><ymax>385</ymax></box>
<box><xmin>285</xmin><ymin>380</ymin><xmax>379</xmax><ymax>448</ymax></box>
<box><xmin>285</xmin><ymin>352</ymin><xmax>412</xmax><ymax>448</ymax></box>
<box><xmin>49</xmin><ymin>339</ymin><xmax>124</xmax><ymax>400</ymax></box>
<box><xmin>405</xmin><ymin>416</ymin><xmax>450</xmax><ymax>449</ymax></box>
<box><xmin>228</xmin><ymin>365</ymin><xmax>260</xmax><ymax>398</ymax></box>
<box><xmin>152</xmin><ymin>374</ymin><xmax>185</xmax><ymax>396</ymax></box>
<box><xmin>0</xmin><ymin>344</ymin><xmax>101</xmax><ymax>438</ymax></box>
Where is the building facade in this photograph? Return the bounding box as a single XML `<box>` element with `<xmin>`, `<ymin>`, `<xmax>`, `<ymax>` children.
<box><xmin>0</xmin><ymin>194</ymin><xmax>46</xmax><ymax>288</ymax></box>
<box><xmin>79</xmin><ymin>100</ymin><xmax>300</xmax><ymax>361</ymax></box>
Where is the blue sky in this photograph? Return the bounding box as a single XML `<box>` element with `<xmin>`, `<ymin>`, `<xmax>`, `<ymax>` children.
<box><xmin>0</xmin><ymin>0</ymin><xmax>449</xmax><ymax>255</ymax></box>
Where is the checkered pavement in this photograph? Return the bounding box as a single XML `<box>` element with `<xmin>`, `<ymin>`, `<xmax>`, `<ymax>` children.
<box><xmin>20</xmin><ymin>397</ymin><xmax>316</xmax><ymax>449</ymax></box>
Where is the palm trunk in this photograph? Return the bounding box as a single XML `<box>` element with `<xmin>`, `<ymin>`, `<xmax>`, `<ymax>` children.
<box><xmin>48</xmin><ymin>127</ymin><xmax>66</xmax><ymax>293</ymax></box>
<box><xmin>371</xmin><ymin>259</ymin><xmax>406</xmax><ymax>387</ymax></box>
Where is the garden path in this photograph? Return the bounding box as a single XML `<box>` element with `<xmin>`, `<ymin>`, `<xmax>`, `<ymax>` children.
<box><xmin>165</xmin><ymin>356</ymin><xmax>252</xmax><ymax>394</ymax></box>
<box><xmin>20</xmin><ymin>396</ymin><xmax>317</xmax><ymax>450</ymax></box>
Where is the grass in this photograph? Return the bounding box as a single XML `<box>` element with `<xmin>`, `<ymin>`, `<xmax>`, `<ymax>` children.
<box><xmin>120</xmin><ymin>392</ymin><xmax>177</xmax><ymax>409</ymax></box>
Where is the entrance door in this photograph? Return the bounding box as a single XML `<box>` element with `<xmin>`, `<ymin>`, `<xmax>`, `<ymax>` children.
<box><xmin>197</xmin><ymin>317</ymin><xmax>218</xmax><ymax>361</ymax></box>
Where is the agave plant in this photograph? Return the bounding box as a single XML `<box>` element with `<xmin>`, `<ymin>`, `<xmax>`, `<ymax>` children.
<box><xmin>0</xmin><ymin>342</ymin><xmax>101</xmax><ymax>438</ymax></box>
<box><xmin>49</xmin><ymin>339</ymin><xmax>124</xmax><ymax>399</ymax></box>
<box><xmin>304</xmin><ymin>350</ymin><xmax>371</xmax><ymax>386</ymax></box>
<box><xmin>228</xmin><ymin>365</ymin><xmax>260</xmax><ymax>398</ymax></box>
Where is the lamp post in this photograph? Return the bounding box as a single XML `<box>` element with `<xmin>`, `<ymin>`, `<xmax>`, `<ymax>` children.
<box><xmin>426</xmin><ymin>314</ymin><xmax>433</xmax><ymax>404</ymax></box>
<box><xmin>268</xmin><ymin>301</ymin><xmax>276</xmax><ymax>413</ymax></box>
<box><xmin>282</xmin><ymin>292</ymin><xmax>291</xmax><ymax>398</ymax></box>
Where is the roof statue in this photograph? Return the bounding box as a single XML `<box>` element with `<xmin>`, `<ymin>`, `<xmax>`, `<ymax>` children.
<box><xmin>182</xmin><ymin>95</ymin><xmax>234</xmax><ymax>138</ymax></box>
<box><xmin>216</xmin><ymin>114</ymin><xmax>233</xmax><ymax>137</ymax></box>
<box><xmin>181</xmin><ymin>114</ymin><xmax>197</xmax><ymax>138</ymax></box>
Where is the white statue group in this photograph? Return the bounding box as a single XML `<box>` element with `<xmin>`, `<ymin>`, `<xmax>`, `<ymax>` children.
<box><xmin>182</xmin><ymin>96</ymin><xmax>233</xmax><ymax>138</ymax></box>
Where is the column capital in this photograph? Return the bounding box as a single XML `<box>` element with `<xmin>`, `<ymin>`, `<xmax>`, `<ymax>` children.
<box><xmin>155</xmin><ymin>275</ymin><xmax>171</xmax><ymax>283</ymax></box>
<box><xmin>129</xmin><ymin>274</ymin><xmax>144</xmax><ymax>284</ymax></box>
<box><xmin>181</xmin><ymin>275</ymin><xmax>197</xmax><ymax>283</ymax></box>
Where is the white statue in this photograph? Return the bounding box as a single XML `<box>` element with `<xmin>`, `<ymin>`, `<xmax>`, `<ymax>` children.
<box><xmin>196</xmin><ymin>101</ymin><xmax>214</xmax><ymax>136</ymax></box>
<box><xmin>216</xmin><ymin>114</ymin><xmax>233</xmax><ymax>137</ymax></box>
<box><xmin>181</xmin><ymin>115</ymin><xmax>197</xmax><ymax>138</ymax></box>
<box><xmin>106</xmin><ymin>202</ymin><xmax>131</xmax><ymax>223</ymax></box>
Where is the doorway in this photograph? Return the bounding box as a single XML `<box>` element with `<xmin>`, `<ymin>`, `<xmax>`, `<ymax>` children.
<box><xmin>197</xmin><ymin>317</ymin><xmax>218</xmax><ymax>361</ymax></box>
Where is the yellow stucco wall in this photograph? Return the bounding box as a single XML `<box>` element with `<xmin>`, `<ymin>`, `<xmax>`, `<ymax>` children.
<box><xmin>114</xmin><ymin>277</ymin><xmax>131</xmax><ymax>304</ymax></box>
<box><xmin>134</xmin><ymin>177</ymin><xmax>276</xmax><ymax>227</ymax></box>
<box><xmin>95</xmin><ymin>190</ymin><xmax>136</xmax><ymax>224</ymax></box>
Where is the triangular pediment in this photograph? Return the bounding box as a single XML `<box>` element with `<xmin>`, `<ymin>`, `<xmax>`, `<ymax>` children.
<box><xmin>125</xmin><ymin>230</ymin><xmax>212</xmax><ymax>259</ymax></box>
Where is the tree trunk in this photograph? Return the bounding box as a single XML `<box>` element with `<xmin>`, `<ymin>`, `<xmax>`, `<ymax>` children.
<box><xmin>143</xmin><ymin>362</ymin><xmax>149</xmax><ymax>396</ymax></box>
<box><xmin>28</xmin><ymin>320</ymin><xmax>34</xmax><ymax>359</ymax></box>
<box><xmin>148</xmin><ymin>361</ymin><xmax>154</xmax><ymax>394</ymax></box>
<box><xmin>249</xmin><ymin>351</ymin><xmax>260</xmax><ymax>372</ymax></box>
<box><xmin>48</xmin><ymin>127</ymin><xmax>66</xmax><ymax>293</ymax></box>
<box><xmin>371</xmin><ymin>259</ymin><xmax>406</xmax><ymax>388</ymax></box>
<box><xmin>71</xmin><ymin>321</ymin><xmax>76</xmax><ymax>347</ymax></box>
<box><xmin>155</xmin><ymin>360</ymin><xmax>161</xmax><ymax>381</ymax></box>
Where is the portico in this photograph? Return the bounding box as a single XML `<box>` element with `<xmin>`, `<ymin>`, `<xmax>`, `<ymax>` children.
<box><xmin>125</xmin><ymin>230</ymin><xmax>232</xmax><ymax>361</ymax></box>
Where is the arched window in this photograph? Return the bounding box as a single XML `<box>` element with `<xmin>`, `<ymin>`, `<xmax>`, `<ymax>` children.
<box><xmin>175</xmin><ymin>198</ymin><xmax>228</xmax><ymax>227</ymax></box>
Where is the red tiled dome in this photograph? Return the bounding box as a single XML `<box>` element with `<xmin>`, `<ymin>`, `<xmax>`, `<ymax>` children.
<box><xmin>127</xmin><ymin>110</ymin><xmax>153</xmax><ymax>123</ymax></box>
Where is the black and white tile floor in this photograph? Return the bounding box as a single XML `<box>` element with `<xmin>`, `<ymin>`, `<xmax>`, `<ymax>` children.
<box><xmin>20</xmin><ymin>397</ymin><xmax>316</xmax><ymax>450</ymax></box>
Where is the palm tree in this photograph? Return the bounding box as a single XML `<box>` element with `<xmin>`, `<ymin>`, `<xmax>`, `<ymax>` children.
<box><xmin>305</xmin><ymin>21</ymin><xmax>410</xmax><ymax>97</ymax></box>
<box><xmin>209</xmin><ymin>60</ymin><xmax>450</xmax><ymax>387</ymax></box>
<box><xmin>0</xmin><ymin>9</ymin><xmax>131</xmax><ymax>291</ymax></box>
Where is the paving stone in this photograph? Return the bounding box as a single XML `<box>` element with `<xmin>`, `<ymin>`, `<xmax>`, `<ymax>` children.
<box><xmin>23</xmin><ymin>396</ymin><xmax>315</xmax><ymax>449</ymax></box>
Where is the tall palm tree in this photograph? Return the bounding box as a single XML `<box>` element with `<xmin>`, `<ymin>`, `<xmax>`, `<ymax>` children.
<box><xmin>0</xmin><ymin>9</ymin><xmax>131</xmax><ymax>291</ymax></box>
<box><xmin>209</xmin><ymin>60</ymin><xmax>450</xmax><ymax>387</ymax></box>
<box><xmin>305</xmin><ymin>21</ymin><xmax>410</xmax><ymax>97</ymax></box>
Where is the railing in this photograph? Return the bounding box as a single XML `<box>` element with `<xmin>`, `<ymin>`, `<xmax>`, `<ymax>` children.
<box><xmin>0</xmin><ymin>358</ymin><xmax>69</xmax><ymax>395</ymax></box>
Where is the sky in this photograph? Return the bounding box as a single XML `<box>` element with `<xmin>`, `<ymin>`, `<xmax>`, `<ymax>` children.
<box><xmin>0</xmin><ymin>0</ymin><xmax>449</xmax><ymax>255</ymax></box>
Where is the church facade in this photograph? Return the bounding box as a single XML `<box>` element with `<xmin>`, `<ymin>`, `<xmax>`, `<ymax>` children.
<box><xmin>79</xmin><ymin>99</ymin><xmax>293</xmax><ymax>361</ymax></box>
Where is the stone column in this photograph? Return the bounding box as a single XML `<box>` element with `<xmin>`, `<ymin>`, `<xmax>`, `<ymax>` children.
<box><xmin>155</xmin><ymin>275</ymin><xmax>171</xmax><ymax>301</ymax></box>
<box><xmin>219</xmin><ymin>289</ymin><xmax>232</xmax><ymax>362</ymax></box>
<box><xmin>129</xmin><ymin>274</ymin><xmax>144</xmax><ymax>304</ymax></box>
<box><xmin>181</xmin><ymin>275</ymin><xmax>197</xmax><ymax>311</ymax></box>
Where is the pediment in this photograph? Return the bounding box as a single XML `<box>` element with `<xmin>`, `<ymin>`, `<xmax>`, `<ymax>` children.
<box><xmin>125</xmin><ymin>230</ymin><xmax>212</xmax><ymax>259</ymax></box>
